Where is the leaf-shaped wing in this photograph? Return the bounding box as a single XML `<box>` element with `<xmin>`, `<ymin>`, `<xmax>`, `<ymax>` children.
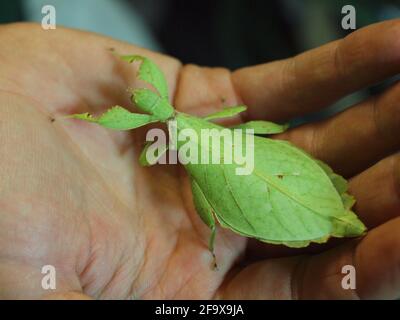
<box><xmin>177</xmin><ymin>113</ymin><xmax>366</xmax><ymax>247</ymax></box>
<box><xmin>69</xmin><ymin>106</ymin><xmax>158</xmax><ymax>130</ymax></box>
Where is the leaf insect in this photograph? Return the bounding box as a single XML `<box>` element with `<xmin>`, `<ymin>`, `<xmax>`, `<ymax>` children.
<box><xmin>69</xmin><ymin>54</ymin><xmax>367</xmax><ymax>267</ymax></box>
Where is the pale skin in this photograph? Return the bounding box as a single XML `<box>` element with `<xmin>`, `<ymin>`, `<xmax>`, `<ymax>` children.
<box><xmin>0</xmin><ymin>20</ymin><xmax>400</xmax><ymax>299</ymax></box>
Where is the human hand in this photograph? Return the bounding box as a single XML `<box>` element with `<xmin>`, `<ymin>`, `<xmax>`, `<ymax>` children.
<box><xmin>0</xmin><ymin>20</ymin><xmax>399</xmax><ymax>299</ymax></box>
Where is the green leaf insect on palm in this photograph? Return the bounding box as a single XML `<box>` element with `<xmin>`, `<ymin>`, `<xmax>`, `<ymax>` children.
<box><xmin>69</xmin><ymin>53</ymin><xmax>367</xmax><ymax>266</ymax></box>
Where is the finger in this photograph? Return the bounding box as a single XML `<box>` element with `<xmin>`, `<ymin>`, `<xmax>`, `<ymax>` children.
<box><xmin>231</xmin><ymin>19</ymin><xmax>400</xmax><ymax>122</ymax></box>
<box><xmin>216</xmin><ymin>255</ymin><xmax>304</xmax><ymax>299</ymax></box>
<box><xmin>275</xmin><ymin>80</ymin><xmax>400</xmax><ymax>177</ymax></box>
<box><xmin>174</xmin><ymin>64</ymin><xmax>243</xmax><ymax>125</ymax></box>
<box><xmin>220</xmin><ymin>217</ymin><xmax>400</xmax><ymax>299</ymax></box>
<box><xmin>297</xmin><ymin>217</ymin><xmax>400</xmax><ymax>299</ymax></box>
<box><xmin>348</xmin><ymin>153</ymin><xmax>400</xmax><ymax>228</ymax></box>
<box><xmin>245</xmin><ymin>153</ymin><xmax>400</xmax><ymax>261</ymax></box>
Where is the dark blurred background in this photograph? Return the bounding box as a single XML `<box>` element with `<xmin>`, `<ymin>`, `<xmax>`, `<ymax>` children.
<box><xmin>1</xmin><ymin>0</ymin><xmax>399</xmax><ymax>123</ymax></box>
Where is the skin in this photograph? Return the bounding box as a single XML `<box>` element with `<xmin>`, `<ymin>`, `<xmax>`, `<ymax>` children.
<box><xmin>0</xmin><ymin>20</ymin><xmax>399</xmax><ymax>300</ymax></box>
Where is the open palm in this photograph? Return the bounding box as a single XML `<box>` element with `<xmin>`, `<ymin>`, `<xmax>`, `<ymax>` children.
<box><xmin>0</xmin><ymin>21</ymin><xmax>399</xmax><ymax>299</ymax></box>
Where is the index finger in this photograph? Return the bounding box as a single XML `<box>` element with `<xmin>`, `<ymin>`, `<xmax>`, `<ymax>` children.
<box><xmin>232</xmin><ymin>19</ymin><xmax>400</xmax><ymax>122</ymax></box>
